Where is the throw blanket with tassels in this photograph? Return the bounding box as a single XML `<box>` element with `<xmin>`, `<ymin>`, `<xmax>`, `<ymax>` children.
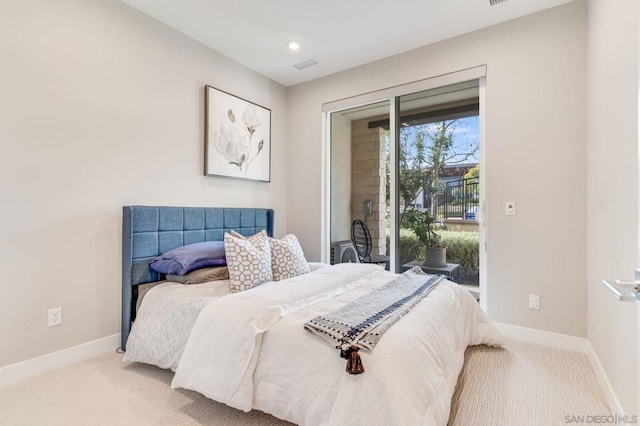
<box><xmin>304</xmin><ymin>267</ymin><xmax>444</xmax><ymax>375</ymax></box>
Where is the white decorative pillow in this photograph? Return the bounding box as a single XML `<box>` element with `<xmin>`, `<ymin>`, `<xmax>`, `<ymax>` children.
<box><xmin>230</xmin><ymin>229</ymin><xmax>248</xmax><ymax>239</ymax></box>
<box><xmin>224</xmin><ymin>231</ymin><xmax>272</xmax><ymax>293</ymax></box>
<box><xmin>269</xmin><ymin>234</ymin><xmax>310</xmax><ymax>281</ymax></box>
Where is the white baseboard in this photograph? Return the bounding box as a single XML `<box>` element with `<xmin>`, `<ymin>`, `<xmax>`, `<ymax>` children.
<box><xmin>583</xmin><ymin>340</ymin><xmax>625</xmax><ymax>415</ymax></box>
<box><xmin>495</xmin><ymin>322</ymin><xmax>588</xmax><ymax>352</ymax></box>
<box><xmin>494</xmin><ymin>323</ymin><xmax>623</xmax><ymax>415</ymax></box>
<box><xmin>0</xmin><ymin>334</ymin><xmax>121</xmax><ymax>388</ymax></box>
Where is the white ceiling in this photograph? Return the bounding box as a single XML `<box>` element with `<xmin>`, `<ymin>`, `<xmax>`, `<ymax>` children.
<box><xmin>121</xmin><ymin>0</ymin><xmax>575</xmax><ymax>87</ymax></box>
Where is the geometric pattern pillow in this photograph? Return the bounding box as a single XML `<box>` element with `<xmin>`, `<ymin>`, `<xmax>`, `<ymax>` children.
<box><xmin>224</xmin><ymin>232</ymin><xmax>273</xmax><ymax>293</ymax></box>
<box><xmin>269</xmin><ymin>234</ymin><xmax>310</xmax><ymax>281</ymax></box>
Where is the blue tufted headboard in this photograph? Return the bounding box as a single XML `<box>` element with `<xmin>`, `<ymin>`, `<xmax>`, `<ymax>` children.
<box><xmin>121</xmin><ymin>206</ymin><xmax>274</xmax><ymax>350</ymax></box>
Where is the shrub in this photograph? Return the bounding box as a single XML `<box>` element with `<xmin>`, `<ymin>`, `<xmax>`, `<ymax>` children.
<box><xmin>393</xmin><ymin>229</ymin><xmax>480</xmax><ymax>284</ymax></box>
<box><xmin>438</xmin><ymin>231</ymin><xmax>479</xmax><ymax>269</ymax></box>
<box><xmin>397</xmin><ymin>228</ymin><xmax>425</xmax><ymax>266</ymax></box>
<box><xmin>387</xmin><ymin>229</ymin><xmax>479</xmax><ymax>269</ymax></box>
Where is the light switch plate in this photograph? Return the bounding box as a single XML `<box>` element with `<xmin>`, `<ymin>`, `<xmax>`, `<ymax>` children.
<box><xmin>505</xmin><ymin>201</ymin><xmax>516</xmax><ymax>216</ymax></box>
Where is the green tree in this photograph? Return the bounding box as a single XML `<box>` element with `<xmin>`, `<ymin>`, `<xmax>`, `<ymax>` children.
<box><xmin>464</xmin><ymin>164</ymin><xmax>480</xmax><ymax>180</ymax></box>
<box><xmin>395</xmin><ymin>120</ymin><xmax>458</xmax><ymax>226</ymax></box>
<box><xmin>385</xmin><ymin>119</ymin><xmax>479</xmax><ymax>227</ymax></box>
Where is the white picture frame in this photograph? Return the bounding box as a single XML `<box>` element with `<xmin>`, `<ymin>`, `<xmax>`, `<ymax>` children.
<box><xmin>205</xmin><ymin>85</ymin><xmax>271</xmax><ymax>182</ymax></box>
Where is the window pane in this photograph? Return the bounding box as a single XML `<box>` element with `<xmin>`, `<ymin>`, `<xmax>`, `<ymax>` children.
<box><xmin>396</xmin><ymin>81</ymin><xmax>480</xmax><ymax>285</ymax></box>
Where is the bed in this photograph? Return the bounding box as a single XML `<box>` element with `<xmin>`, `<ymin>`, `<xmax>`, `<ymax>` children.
<box><xmin>121</xmin><ymin>205</ymin><xmax>273</xmax><ymax>351</ymax></box>
<box><xmin>121</xmin><ymin>205</ymin><xmax>505</xmax><ymax>425</ymax></box>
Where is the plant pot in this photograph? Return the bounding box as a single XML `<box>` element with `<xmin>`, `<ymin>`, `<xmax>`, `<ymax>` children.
<box><xmin>423</xmin><ymin>247</ymin><xmax>447</xmax><ymax>268</ymax></box>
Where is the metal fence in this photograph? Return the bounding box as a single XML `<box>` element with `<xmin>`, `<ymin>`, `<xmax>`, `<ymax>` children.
<box><xmin>441</xmin><ymin>177</ymin><xmax>479</xmax><ymax>221</ymax></box>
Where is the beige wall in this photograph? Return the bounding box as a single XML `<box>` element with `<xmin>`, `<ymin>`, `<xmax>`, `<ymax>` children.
<box><xmin>288</xmin><ymin>2</ymin><xmax>588</xmax><ymax>337</ymax></box>
<box><xmin>0</xmin><ymin>0</ymin><xmax>288</xmax><ymax>368</ymax></box>
<box><xmin>586</xmin><ymin>0</ymin><xmax>639</xmax><ymax>414</ymax></box>
<box><xmin>350</xmin><ymin>120</ymin><xmax>386</xmax><ymax>255</ymax></box>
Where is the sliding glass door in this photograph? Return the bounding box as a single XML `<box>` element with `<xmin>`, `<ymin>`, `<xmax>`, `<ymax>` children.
<box><xmin>325</xmin><ymin>70</ymin><xmax>485</xmax><ymax>304</ymax></box>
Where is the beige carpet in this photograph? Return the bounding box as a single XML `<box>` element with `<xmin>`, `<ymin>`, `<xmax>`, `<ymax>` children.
<box><xmin>0</xmin><ymin>340</ymin><xmax>610</xmax><ymax>425</ymax></box>
<box><xmin>449</xmin><ymin>341</ymin><xmax>610</xmax><ymax>426</ymax></box>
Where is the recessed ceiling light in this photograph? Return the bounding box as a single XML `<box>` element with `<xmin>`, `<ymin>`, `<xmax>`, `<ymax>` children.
<box><xmin>288</xmin><ymin>41</ymin><xmax>300</xmax><ymax>51</ymax></box>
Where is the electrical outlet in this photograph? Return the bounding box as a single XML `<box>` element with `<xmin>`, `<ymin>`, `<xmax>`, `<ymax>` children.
<box><xmin>48</xmin><ymin>307</ymin><xmax>62</xmax><ymax>327</ymax></box>
<box><xmin>528</xmin><ymin>294</ymin><xmax>540</xmax><ymax>310</ymax></box>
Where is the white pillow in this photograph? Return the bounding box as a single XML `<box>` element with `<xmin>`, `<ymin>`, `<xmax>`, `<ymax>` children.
<box><xmin>224</xmin><ymin>231</ymin><xmax>272</xmax><ymax>293</ymax></box>
<box><xmin>269</xmin><ymin>234</ymin><xmax>310</xmax><ymax>281</ymax></box>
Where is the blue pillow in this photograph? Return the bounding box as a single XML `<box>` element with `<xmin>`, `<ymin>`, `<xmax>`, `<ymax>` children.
<box><xmin>149</xmin><ymin>241</ymin><xmax>226</xmax><ymax>275</ymax></box>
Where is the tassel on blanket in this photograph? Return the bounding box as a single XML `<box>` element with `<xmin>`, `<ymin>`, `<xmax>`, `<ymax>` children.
<box><xmin>340</xmin><ymin>345</ymin><xmax>364</xmax><ymax>375</ymax></box>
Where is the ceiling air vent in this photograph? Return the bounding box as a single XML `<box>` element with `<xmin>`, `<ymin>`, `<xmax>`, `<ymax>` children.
<box><xmin>293</xmin><ymin>57</ymin><xmax>319</xmax><ymax>71</ymax></box>
<box><xmin>489</xmin><ymin>0</ymin><xmax>508</xmax><ymax>5</ymax></box>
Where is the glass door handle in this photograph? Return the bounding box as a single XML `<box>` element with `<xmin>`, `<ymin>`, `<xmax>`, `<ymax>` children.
<box><xmin>602</xmin><ymin>279</ymin><xmax>640</xmax><ymax>303</ymax></box>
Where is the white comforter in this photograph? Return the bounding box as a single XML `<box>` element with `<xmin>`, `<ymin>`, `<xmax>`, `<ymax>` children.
<box><xmin>171</xmin><ymin>264</ymin><xmax>505</xmax><ymax>425</ymax></box>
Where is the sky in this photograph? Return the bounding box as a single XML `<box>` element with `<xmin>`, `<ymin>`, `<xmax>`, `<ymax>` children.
<box><xmin>397</xmin><ymin>115</ymin><xmax>480</xmax><ymax>166</ymax></box>
<box><xmin>450</xmin><ymin>116</ymin><xmax>480</xmax><ymax>164</ymax></box>
<box><xmin>422</xmin><ymin>116</ymin><xmax>480</xmax><ymax>165</ymax></box>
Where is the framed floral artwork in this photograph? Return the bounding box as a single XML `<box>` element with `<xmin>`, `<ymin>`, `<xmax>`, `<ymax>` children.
<box><xmin>205</xmin><ymin>86</ymin><xmax>271</xmax><ymax>182</ymax></box>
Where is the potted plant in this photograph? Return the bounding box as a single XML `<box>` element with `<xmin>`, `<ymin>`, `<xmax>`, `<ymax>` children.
<box><xmin>403</xmin><ymin>209</ymin><xmax>446</xmax><ymax>267</ymax></box>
